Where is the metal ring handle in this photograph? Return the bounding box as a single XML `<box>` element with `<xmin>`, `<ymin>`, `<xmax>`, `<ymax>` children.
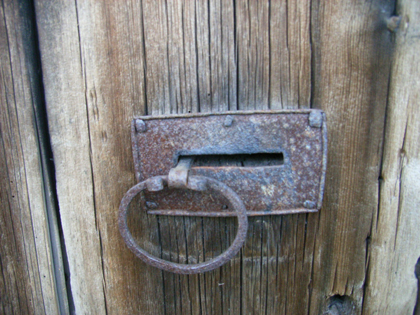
<box><xmin>118</xmin><ymin>175</ymin><xmax>248</xmax><ymax>274</ymax></box>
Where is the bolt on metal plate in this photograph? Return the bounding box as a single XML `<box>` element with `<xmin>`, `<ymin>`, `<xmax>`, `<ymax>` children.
<box><xmin>131</xmin><ymin>110</ymin><xmax>327</xmax><ymax>217</ymax></box>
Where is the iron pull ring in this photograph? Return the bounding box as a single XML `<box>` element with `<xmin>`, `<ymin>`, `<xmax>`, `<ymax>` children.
<box><xmin>118</xmin><ymin>175</ymin><xmax>248</xmax><ymax>274</ymax></box>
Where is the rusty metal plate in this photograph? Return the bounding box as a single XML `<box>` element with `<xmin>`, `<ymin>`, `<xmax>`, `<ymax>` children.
<box><xmin>131</xmin><ymin>110</ymin><xmax>327</xmax><ymax>217</ymax></box>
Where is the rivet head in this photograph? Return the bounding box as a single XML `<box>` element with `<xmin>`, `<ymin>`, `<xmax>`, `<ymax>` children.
<box><xmin>135</xmin><ymin>119</ymin><xmax>147</xmax><ymax>133</ymax></box>
<box><xmin>304</xmin><ymin>200</ymin><xmax>317</xmax><ymax>209</ymax></box>
<box><xmin>146</xmin><ymin>201</ymin><xmax>158</xmax><ymax>209</ymax></box>
<box><xmin>309</xmin><ymin>111</ymin><xmax>323</xmax><ymax>128</ymax></box>
<box><xmin>223</xmin><ymin>115</ymin><xmax>234</xmax><ymax>127</ymax></box>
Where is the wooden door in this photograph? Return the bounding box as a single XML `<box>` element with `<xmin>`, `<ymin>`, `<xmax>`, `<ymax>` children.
<box><xmin>1</xmin><ymin>0</ymin><xmax>420</xmax><ymax>314</ymax></box>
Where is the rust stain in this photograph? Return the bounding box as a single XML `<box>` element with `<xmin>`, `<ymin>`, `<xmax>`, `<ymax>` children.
<box><xmin>131</xmin><ymin>110</ymin><xmax>327</xmax><ymax>216</ymax></box>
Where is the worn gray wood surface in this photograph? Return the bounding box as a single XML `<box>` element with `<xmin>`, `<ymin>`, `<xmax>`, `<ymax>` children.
<box><xmin>0</xmin><ymin>0</ymin><xmax>67</xmax><ymax>314</ymax></box>
<box><xmin>33</xmin><ymin>0</ymin><xmax>419</xmax><ymax>314</ymax></box>
<box><xmin>363</xmin><ymin>1</ymin><xmax>420</xmax><ymax>313</ymax></box>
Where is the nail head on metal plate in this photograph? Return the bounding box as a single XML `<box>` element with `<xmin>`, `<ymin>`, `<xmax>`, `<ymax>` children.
<box><xmin>309</xmin><ymin>111</ymin><xmax>323</xmax><ymax>128</ymax></box>
<box><xmin>223</xmin><ymin>115</ymin><xmax>234</xmax><ymax>127</ymax></box>
<box><xmin>304</xmin><ymin>200</ymin><xmax>317</xmax><ymax>209</ymax></box>
<box><xmin>131</xmin><ymin>110</ymin><xmax>327</xmax><ymax>217</ymax></box>
<box><xmin>145</xmin><ymin>201</ymin><xmax>158</xmax><ymax>209</ymax></box>
<box><xmin>119</xmin><ymin>109</ymin><xmax>328</xmax><ymax>274</ymax></box>
<box><xmin>135</xmin><ymin>119</ymin><xmax>147</xmax><ymax>133</ymax></box>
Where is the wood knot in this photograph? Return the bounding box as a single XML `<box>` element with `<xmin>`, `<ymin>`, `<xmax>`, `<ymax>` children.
<box><xmin>324</xmin><ymin>295</ymin><xmax>355</xmax><ymax>315</ymax></box>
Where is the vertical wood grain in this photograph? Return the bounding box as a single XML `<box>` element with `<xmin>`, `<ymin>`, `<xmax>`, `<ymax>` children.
<box><xmin>34</xmin><ymin>1</ymin><xmax>107</xmax><ymax>313</ymax></box>
<box><xmin>270</xmin><ymin>0</ymin><xmax>311</xmax><ymax>109</ymax></box>
<box><xmin>33</xmin><ymin>0</ymin><xmax>417</xmax><ymax>314</ymax></box>
<box><xmin>35</xmin><ymin>0</ymin><xmax>169</xmax><ymax>314</ymax></box>
<box><xmin>0</xmin><ymin>0</ymin><xmax>67</xmax><ymax>314</ymax></box>
<box><xmin>363</xmin><ymin>1</ymin><xmax>420</xmax><ymax>314</ymax></box>
<box><xmin>310</xmin><ymin>1</ymin><xmax>395</xmax><ymax>313</ymax></box>
<box><xmin>208</xmin><ymin>0</ymin><xmax>236</xmax><ymax>111</ymax></box>
<box><xmin>236</xmin><ymin>0</ymin><xmax>270</xmax><ymax>110</ymax></box>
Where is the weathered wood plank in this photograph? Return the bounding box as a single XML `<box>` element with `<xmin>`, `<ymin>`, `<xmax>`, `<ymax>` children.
<box><xmin>310</xmin><ymin>1</ymin><xmax>395</xmax><ymax>313</ymax></box>
<box><xmin>208</xmin><ymin>0</ymin><xmax>236</xmax><ymax>111</ymax></box>
<box><xmin>237</xmin><ymin>0</ymin><xmax>270</xmax><ymax>110</ymax></box>
<box><xmin>0</xmin><ymin>0</ymin><xmax>67</xmax><ymax>314</ymax></box>
<box><xmin>270</xmin><ymin>0</ymin><xmax>311</xmax><ymax>109</ymax></box>
<box><xmin>35</xmin><ymin>0</ymin><xmax>170</xmax><ymax>314</ymax></box>
<box><xmin>34</xmin><ymin>0</ymin><xmax>407</xmax><ymax>314</ymax></box>
<box><xmin>34</xmin><ymin>1</ymin><xmax>108</xmax><ymax>314</ymax></box>
<box><xmin>363</xmin><ymin>1</ymin><xmax>420</xmax><ymax>314</ymax></box>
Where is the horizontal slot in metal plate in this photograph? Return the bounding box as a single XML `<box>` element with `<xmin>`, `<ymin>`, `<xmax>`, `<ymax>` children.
<box><xmin>132</xmin><ymin>110</ymin><xmax>327</xmax><ymax>216</ymax></box>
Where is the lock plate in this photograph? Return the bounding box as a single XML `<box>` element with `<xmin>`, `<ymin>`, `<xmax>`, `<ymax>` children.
<box><xmin>132</xmin><ymin>110</ymin><xmax>327</xmax><ymax>216</ymax></box>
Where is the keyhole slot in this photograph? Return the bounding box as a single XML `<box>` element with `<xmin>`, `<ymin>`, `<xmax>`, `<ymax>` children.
<box><xmin>179</xmin><ymin>153</ymin><xmax>284</xmax><ymax>168</ymax></box>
